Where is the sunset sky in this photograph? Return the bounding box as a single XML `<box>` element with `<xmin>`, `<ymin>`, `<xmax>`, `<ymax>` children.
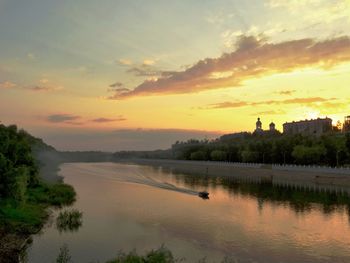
<box><xmin>1</xmin><ymin>0</ymin><xmax>350</xmax><ymax>151</ymax></box>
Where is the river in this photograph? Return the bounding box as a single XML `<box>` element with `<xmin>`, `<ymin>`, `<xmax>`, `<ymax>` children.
<box><xmin>27</xmin><ymin>162</ymin><xmax>350</xmax><ymax>262</ymax></box>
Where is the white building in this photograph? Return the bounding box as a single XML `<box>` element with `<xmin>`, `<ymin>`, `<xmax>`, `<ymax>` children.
<box><xmin>283</xmin><ymin>118</ymin><xmax>332</xmax><ymax>136</ymax></box>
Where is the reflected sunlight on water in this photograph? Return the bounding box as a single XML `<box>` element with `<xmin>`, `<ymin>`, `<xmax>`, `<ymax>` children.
<box><xmin>27</xmin><ymin>163</ymin><xmax>350</xmax><ymax>263</ymax></box>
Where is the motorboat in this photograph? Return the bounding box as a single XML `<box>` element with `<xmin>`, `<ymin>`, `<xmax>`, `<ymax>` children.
<box><xmin>198</xmin><ymin>191</ymin><xmax>209</xmax><ymax>199</ymax></box>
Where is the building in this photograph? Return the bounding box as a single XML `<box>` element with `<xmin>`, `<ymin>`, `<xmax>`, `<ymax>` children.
<box><xmin>344</xmin><ymin>116</ymin><xmax>350</xmax><ymax>132</ymax></box>
<box><xmin>254</xmin><ymin>118</ymin><xmax>277</xmax><ymax>134</ymax></box>
<box><xmin>283</xmin><ymin>117</ymin><xmax>332</xmax><ymax>136</ymax></box>
<box><xmin>255</xmin><ymin>117</ymin><xmax>263</xmax><ymax>133</ymax></box>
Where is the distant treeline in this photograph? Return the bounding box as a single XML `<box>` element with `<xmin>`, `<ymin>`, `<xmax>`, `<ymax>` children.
<box><xmin>114</xmin><ymin>132</ymin><xmax>350</xmax><ymax>167</ymax></box>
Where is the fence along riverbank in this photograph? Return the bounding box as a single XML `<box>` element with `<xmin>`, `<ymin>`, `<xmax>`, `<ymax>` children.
<box><xmin>116</xmin><ymin>159</ymin><xmax>350</xmax><ymax>194</ymax></box>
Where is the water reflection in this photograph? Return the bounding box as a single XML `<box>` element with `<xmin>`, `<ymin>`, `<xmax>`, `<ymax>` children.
<box><xmin>27</xmin><ymin>163</ymin><xmax>350</xmax><ymax>263</ymax></box>
<box><xmin>56</xmin><ymin>209</ymin><xmax>83</xmax><ymax>233</ymax></box>
<box><xmin>168</xmin><ymin>169</ymin><xmax>350</xmax><ymax>220</ymax></box>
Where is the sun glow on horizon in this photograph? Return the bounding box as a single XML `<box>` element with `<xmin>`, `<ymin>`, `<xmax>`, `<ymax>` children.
<box><xmin>1</xmin><ymin>0</ymin><xmax>350</xmax><ymax>150</ymax></box>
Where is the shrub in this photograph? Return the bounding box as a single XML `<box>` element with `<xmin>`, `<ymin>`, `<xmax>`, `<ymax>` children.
<box><xmin>56</xmin><ymin>209</ymin><xmax>83</xmax><ymax>233</ymax></box>
<box><xmin>107</xmin><ymin>246</ymin><xmax>174</xmax><ymax>263</ymax></box>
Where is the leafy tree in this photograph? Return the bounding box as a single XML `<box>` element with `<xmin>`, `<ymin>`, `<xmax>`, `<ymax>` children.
<box><xmin>292</xmin><ymin>145</ymin><xmax>326</xmax><ymax>165</ymax></box>
<box><xmin>210</xmin><ymin>150</ymin><xmax>227</xmax><ymax>161</ymax></box>
<box><xmin>190</xmin><ymin>151</ymin><xmax>207</xmax><ymax>161</ymax></box>
<box><xmin>346</xmin><ymin>133</ymin><xmax>350</xmax><ymax>155</ymax></box>
<box><xmin>241</xmin><ymin>150</ymin><xmax>259</xmax><ymax>163</ymax></box>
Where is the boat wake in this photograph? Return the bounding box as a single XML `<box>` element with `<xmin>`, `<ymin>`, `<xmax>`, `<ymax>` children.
<box><xmin>69</xmin><ymin>163</ymin><xmax>199</xmax><ymax>196</ymax></box>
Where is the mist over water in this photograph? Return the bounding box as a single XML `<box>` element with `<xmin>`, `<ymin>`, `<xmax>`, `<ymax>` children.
<box><xmin>27</xmin><ymin>163</ymin><xmax>350</xmax><ymax>263</ymax></box>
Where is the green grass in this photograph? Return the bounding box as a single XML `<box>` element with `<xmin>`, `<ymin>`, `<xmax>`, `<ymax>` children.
<box><xmin>28</xmin><ymin>183</ymin><xmax>76</xmax><ymax>207</ymax></box>
<box><xmin>0</xmin><ymin>182</ymin><xmax>76</xmax><ymax>235</ymax></box>
<box><xmin>0</xmin><ymin>200</ymin><xmax>48</xmax><ymax>234</ymax></box>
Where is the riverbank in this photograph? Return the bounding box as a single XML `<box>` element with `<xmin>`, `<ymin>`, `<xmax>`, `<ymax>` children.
<box><xmin>0</xmin><ymin>124</ymin><xmax>78</xmax><ymax>263</ymax></box>
<box><xmin>116</xmin><ymin>159</ymin><xmax>350</xmax><ymax>190</ymax></box>
<box><xmin>0</xmin><ymin>183</ymin><xmax>76</xmax><ymax>262</ymax></box>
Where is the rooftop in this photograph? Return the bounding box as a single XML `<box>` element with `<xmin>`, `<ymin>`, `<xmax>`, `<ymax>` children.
<box><xmin>283</xmin><ymin>117</ymin><xmax>332</xmax><ymax>125</ymax></box>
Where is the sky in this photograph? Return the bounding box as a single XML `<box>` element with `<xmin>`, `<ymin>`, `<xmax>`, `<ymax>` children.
<box><xmin>1</xmin><ymin>0</ymin><xmax>350</xmax><ymax>151</ymax></box>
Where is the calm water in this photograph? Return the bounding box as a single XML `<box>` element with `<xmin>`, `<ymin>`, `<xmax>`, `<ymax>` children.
<box><xmin>27</xmin><ymin>162</ymin><xmax>350</xmax><ymax>262</ymax></box>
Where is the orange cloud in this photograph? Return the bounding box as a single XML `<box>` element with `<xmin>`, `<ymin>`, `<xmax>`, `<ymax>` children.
<box><xmin>0</xmin><ymin>81</ymin><xmax>16</xmax><ymax>89</ymax></box>
<box><xmin>278</xmin><ymin>90</ymin><xmax>296</xmax><ymax>96</ymax></box>
<box><xmin>91</xmin><ymin>116</ymin><xmax>126</xmax><ymax>123</ymax></box>
<box><xmin>108</xmin><ymin>35</ymin><xmax>350</xmax><ymax>99</ymax></box>
<box><xmin>251</xmin><ymin>110</ymin><xmax>286</xmax><ymax>116</ymax></box>
<box><xmin>27</xmin><ymin>85</ymin><xmax>63</xmax><ymax>92</ymax></box>
<box><xmin>46</xmin><ymin>114</ymin><xmax>82</xmax><ymax>125</ymax></box>
<box><xmin>208</xmin><ymin>97</ymin><xmax>336</xmax><ymax>109</ymax></box>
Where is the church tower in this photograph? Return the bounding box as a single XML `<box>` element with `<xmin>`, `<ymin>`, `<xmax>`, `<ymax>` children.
<box><xmin>255</xmin><ymin>117</ymin><xmax>263</xmax><ymax>133</ymax></box>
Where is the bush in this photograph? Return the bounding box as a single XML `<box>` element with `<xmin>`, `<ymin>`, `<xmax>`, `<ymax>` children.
<box><xmin>28</xmin><ymin>183</ymin><xmax>76</xmax><ymax>207</ymax></box>
<box><xmin>56</xmin><ymin>244</ymin><xmax>72</xmax><ymax>263</ymax></box>
<box><xmin>107</xmin><ymin>246</ymin><xmax>175</xmax><ymax>263</ymax></box>
<box><xmin>56</xmin><ymin>209</ymin><xmax>83</xmax><ymax>233</ymax></box>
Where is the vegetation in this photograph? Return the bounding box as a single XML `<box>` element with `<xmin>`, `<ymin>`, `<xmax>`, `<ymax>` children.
<box><xmin>114</xmin><ymin>132</ymin><xmax>350</xmax><ymax>167</ymax></box>
<box><xmin>56</xmin><ymin>209</ymin><xmax>83</xmax><ymax>233</ymax></box>
<box><xmin>56</xmin><ymin>244</ymin><xmax>72</xmax><ymax>263</ymax></box>
<box><xmin>0</xmin><ymin>124</ymin><xmax>76</xmax><ymax>259</ymax></box>
<box><xmin>106</xmin><ymin>246</ymin><xmax>175</xmax><ymax>263</ymax></box>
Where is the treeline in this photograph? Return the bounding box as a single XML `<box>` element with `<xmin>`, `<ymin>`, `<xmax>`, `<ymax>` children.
<box><xmin>114</xmin><ymin>149</ymin><xmax>172</xmax><ymax>160</ymax></box>
<box><xmin>0</xmin><ymin>124</ymin><xmax>76</xmax><ymax>260</ymax></box>
<box><xmin>171</xmin><ymin>132</ymin><xmax>350</xmax><ymax>167</ymax></box>
<box><xmin>113</xmin><ymin>132</ymin><xmax>350</xmax><ymax>167</ymax></box>
<box><xmin>0</xmin><ymin>124</ymin><xmax>40</xmax><ymax>202</ymax></box>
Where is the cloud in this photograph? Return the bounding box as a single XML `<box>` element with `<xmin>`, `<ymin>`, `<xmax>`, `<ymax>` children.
<box><xmin>26</xmin><ymin>85</ymin><xmax>63</xmax><ymax>92</ymax></box>
<box><xmin>277</xmin><ymin>90</ymin><xmax>296</xmax><ymax>96</ymax></box>
<box><xmin>268</xmin><ymin>0</ymin><xmax>320</xmax><ymax>10</ymax></box>
<box><xmin>125</xmin><ymin>64</ymin><xmax>175</xmax><ymax>78</ymax></box>
<box><xmin>126</xmin><ymin>64</ymin><xmax>157</xmax><ymax>77</ymax></box>
<box><xmin>109</xmin><ymin>82</ymin><xmax>123</xmax><ymax>88</ymax></box>
<box><xmin>251</xmin><ymin>110</ymin><xmax>286</xmax><ymax>116</ymax></box>
<box><xmin>118</xmin><ymin>58</ymin><xmax>133</xmax><ymax>66</ymax></box>
<box><xmin>46</xmin><ymin>114</ymin><xmax>81</xmax><ymax>123</ymax></box>
<box><xmin>207</xmin><ymin>97</ymin><xmax>336</xmax><ymax>109</ymax></box>
<box><xmin>0</xmin><ymin>81</ymin><xmax>16</xmax><ymax>89</ymax></box>
<box><xmin>143</xmin><ymin>59</ymin><xmax>155</xmax><ymax>66</ymax></box>
<box><xmin>108</xmin><ymin>35</ymin><xmax>350</xmax><ymax>99</ymax></box>
<box><xmin>267</xmin><ymin>0</ymin><xmax>350</xmax><ymax>24</ymax></box>
<box><xmin>91</xmin><ymin>116</ymin><xmax>126</xmax><ymax>123</ymax></box>
<box><xmin>0</xmin><ymin>79</ymin><xmax>63</xmax><ymax>92</ymax></box>
<box><xmin>208</xmin><ymin>101</ymin><xmax>249</xmax><ymax>109</ymax></box>
<box><xmin>39</xmin><ymin>78</ymin><xmax>49</xmax><ymax>84</ymax></box>
<box><xmin>107</xmin><ymin>87</ymin><xmax>131</xmax><ymax>96</ymax></box>
<box><xmin>27</xmin><ymin>53</ymin><xmax>36</xmax><ymax>59</ymax></box>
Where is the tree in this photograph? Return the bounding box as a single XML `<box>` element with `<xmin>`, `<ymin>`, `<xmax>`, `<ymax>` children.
<box><xmin>346</xmin><ymin>133</ymin><xmax>350</xmax><ymax>154</ymax></box>
<box><xmin>241</xmin><ymin>150</ymin><xmax>259</xmax><ymax>163</ymax></box>
<box><xmin>190</xmin><ymin>151</ymin><xmax>206</xmax><ymax>161</ymax></box>
<box><xmin>210</xmin><ymin>150</ymin><xmax>227</xmax><ymax>161</ymax></box>
<box><xmin>292</xmin><ymin>145</ymin><xmax>326</xmax><ymax>165</ymax></box>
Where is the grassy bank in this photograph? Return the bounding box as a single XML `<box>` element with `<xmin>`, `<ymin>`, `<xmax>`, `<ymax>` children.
<box><xmin>0</xmin><ymin>182</ymin><xmax>76</xmax><ymax>234</ymax></box>
<box><xmin>0</xmin><ymin>124</ymin><xmax>77</xmax><ymax>262</ymax></box>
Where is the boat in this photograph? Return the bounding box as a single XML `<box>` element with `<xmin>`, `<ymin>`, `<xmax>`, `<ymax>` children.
<box><xmin>198</xmin><ymin>191</ymin><xmax>209</xmax><ymax>199</ymax></box>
